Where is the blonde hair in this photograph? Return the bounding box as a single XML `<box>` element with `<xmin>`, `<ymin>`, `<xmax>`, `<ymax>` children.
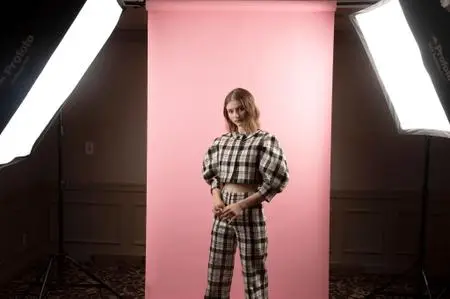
<box><xmin>223</xmin><ymin>87</ymin><xmax>260</xmax><ymax>133</ymax></box>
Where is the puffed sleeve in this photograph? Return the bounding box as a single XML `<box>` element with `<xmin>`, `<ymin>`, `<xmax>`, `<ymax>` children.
<box><xmin>202</xmin><ymin>137</ymin><xmax>221</xmax><ymax>193</ymax></box>
<box><xmin>257</xmin><ymin>134</ymin><xmax>289</xmax><ymax>202</ymax></box>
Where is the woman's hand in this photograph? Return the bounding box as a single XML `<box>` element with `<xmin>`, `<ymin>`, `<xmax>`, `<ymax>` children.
<box><xmin>220</xmin><ymin>203</ymin><xmax>244</xmax><ymax>222</ymax></box>
<box><xmin>212</xmin><ymin>197</ymin><xmax>225</xmax><ymax>217</ymax></box>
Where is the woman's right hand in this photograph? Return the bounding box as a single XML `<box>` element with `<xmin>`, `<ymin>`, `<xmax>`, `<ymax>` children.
<box><xmin>212</xmin><ymin>197</ymin><xmax>225</xmax><ymax>217</ymax></box>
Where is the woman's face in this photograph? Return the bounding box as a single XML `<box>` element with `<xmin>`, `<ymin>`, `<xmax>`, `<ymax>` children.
<box><xmin>226</xmin><ymin>100</ymin><xmax>247</xmax><ymax>128</ymax></box>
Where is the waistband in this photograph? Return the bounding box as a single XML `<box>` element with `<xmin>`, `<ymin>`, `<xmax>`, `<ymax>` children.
<box><xmin>221</xmin><ymin>189</ymin><xmax>255</xmax><ymax>198</ymax></box>
<box><xmin>220</xmin><ymin>189</ymin><xmax>262</xmax><ymax>209</ymax></box>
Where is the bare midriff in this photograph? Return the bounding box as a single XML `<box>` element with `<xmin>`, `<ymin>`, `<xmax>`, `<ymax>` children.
<box><xmin>222</xmin><ymin>183</ymin><xmax>258</xmax><ymax>193</ymax></box>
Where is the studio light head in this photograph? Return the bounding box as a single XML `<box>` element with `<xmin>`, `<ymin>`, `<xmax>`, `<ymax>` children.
<box><xmin>0</xmin><ymin>0</ymin><xmax>125</xmax><ymax>167</ymax></box>
<box><xmin>350</xmin><ymin>0</ymin><xmax>450</xmax><ymax>137</ymax></box>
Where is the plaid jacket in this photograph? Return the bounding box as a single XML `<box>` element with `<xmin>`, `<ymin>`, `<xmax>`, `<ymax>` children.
<box><xmin>202</xmin><ymin>129</ymin><xmax>289</xmax><ymax>202</ymax></box>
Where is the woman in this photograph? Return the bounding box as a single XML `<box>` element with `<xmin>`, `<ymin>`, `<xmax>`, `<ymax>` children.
<box><xmin>202</xmin><ymin>87</ymin><xmax>289</xmax><ymax>299</ymax></box>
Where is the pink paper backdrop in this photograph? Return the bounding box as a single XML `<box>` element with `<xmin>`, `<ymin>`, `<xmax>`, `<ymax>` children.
<box><xmin>146</xmin><ymin>1</ymin><xmax>336</xmax><ymax>298</ymax></box>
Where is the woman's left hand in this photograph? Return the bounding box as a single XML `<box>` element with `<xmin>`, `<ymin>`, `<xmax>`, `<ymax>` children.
<box><xmin>220</xmin><ymin>203</ymin><xmax>244</xmax><ymax>222</ymax></box>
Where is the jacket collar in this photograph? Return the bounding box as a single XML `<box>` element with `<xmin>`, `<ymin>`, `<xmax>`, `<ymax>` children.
<box><xmin>230</xmin><ymin>129</ymin><xmax>261</xmax><ymax>139</ymax></box>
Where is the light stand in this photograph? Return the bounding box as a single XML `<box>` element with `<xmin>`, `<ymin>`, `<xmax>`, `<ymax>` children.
<box><xmin>366</xmin><ymin>135</ymin><xmax>433</xmax><ymax>299</ymax></box>
<box><xmin>19</xmin><ymin>110</ymin><xmax>122</xmax><ymax>299</ymax></box>
<box><xmin>347</xmin><ymin>0</ymin><xmax>450</xmax><ymax>297</ymax></box>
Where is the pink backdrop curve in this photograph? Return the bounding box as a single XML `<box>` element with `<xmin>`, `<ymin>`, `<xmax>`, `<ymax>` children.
<box><xmin>146</xmin><ymin>1</ymin><xmax>336</xmax><ymax>298</ymax></box>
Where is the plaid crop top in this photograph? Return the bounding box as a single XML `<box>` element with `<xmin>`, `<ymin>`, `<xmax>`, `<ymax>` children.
<box><xmin>202</xmin><ymin>129</ymin><xmax>289</xmax><ymax>202</ymax></box>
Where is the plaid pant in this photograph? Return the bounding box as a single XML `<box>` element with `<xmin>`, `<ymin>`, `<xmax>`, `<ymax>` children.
<box><xmin>204</xmin><ymin>190</ymin><xmax>268</xmax><ymax>299</ymax></box>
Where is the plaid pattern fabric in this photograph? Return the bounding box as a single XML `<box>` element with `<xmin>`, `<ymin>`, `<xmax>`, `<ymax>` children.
<box><xmin>202</xmin><ymin>129</ymin><xmax>289</xmax><ymax>202</ymax></box>
<box><xmin>205</xmin><ymin>190</ymin><xmax>268</xmax><ymax>299</ymax></box>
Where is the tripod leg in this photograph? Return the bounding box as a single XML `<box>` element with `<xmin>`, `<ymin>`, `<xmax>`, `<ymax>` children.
<box><xmin>64</xmin><ymin>255</ymin><xmax>122</xmax><ymax>298</ymax></box>
<box><xmin>365</xmin><ymin>259</ymin><xmax>418</xmax><ymax>298</ymax></box>
<box><xmin>38</xmin><ymin>256</ymin><xmax>56</xmax><ymax>299</ymax></box>
<box><xmin>20</xmin><ymin>256</ymin><xmax>55</xmax><ymax>299</ymax></box>
<box><xmin>436</xmin><ymin>286</ymin><xmax>448</xmax><ymax>299</ymax></box>
<box><xmin>421</xmin><ymin>269</ymin><xmax>432</xmax><ymax>299</ymax></box>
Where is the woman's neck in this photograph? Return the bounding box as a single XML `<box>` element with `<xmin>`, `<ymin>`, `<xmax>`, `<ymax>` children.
<box><xmin>238</xmin><ymin>128</ymin><xmax>247</xmax><ymax>134</ymax></box>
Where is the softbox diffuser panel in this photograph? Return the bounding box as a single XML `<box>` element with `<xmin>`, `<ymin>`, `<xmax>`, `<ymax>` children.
<box><xmin>350</xmin><ymin>0</ymin><xmax>450</xmax><ymax>138</ymax></box>
<box><xmin>0</xmin><ymin>0</ymin><xmax>123</xmax><ymax>167</ymax></box>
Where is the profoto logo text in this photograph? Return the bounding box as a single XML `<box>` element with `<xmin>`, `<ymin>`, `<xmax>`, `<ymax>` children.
<box><xmin>0</xmin><ymin>35</ymin><xmax>35</xmax><ymax>87</ymax></box>
<box><xmin>429</xmin><ymin>36</ymin><xmax>450</xmax><ymax>82</ymax></box>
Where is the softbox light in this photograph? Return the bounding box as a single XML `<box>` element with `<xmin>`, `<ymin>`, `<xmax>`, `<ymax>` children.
<box><xmin>0</xmin><ymin>0</ymin><xmax>124</xmax><ymax>168</ymax></box>
<box><xmin>350</xmin><ymin>0</ymin><xmax>450</xmax><ymax>137</ymax></box>
<box><xmin>350</xmin><ymin>0</ymin><xmax>449</xmax><ymax>297</ymax></box>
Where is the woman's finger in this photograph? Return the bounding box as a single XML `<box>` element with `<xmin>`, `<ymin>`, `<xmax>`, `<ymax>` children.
<box><xmin>223</xmin><ymin>207</ymin><xmax>233</xmax><ymax>215</ymax></box>
<box><xmin>220</xmin><ymin>211</ymin><xmax>230</xmax><ymax>220</ymax></box>
<box><xmin>223</xmin><ymin>210</ymin><xmax>236</xmax><ymax>219</ymax></box>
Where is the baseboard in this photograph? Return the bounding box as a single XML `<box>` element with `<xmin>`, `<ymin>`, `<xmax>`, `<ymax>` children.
<box><xmin>330</xmin><ymin>261</ymin><xmax>390</xmax><ymax>276</ymax></box>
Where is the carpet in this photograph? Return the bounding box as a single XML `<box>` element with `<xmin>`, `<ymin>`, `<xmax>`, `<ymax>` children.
<box><xmin>1</xmin><ymin>258</ymin><xmax>449</xmax><ymax>298</ymax></box>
